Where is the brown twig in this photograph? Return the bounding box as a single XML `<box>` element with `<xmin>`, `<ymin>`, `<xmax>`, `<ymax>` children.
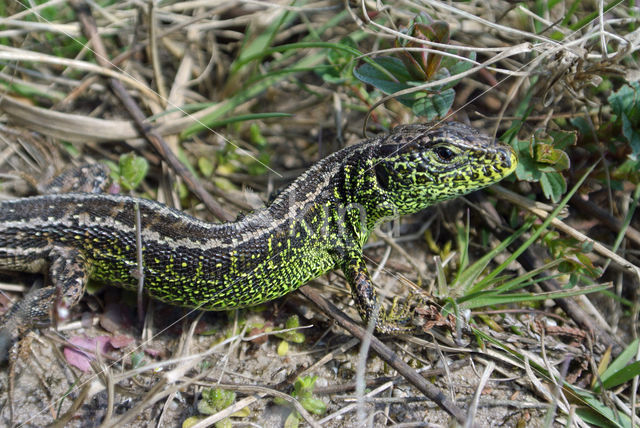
<box><xmin>570</xmin><ymin>194</ymin><xmax>640</xmax><ymax>247</ymax></box>
<box><xmin>68</xmin><ymin>0</ymin><xmax>233</xmax><ymax>221</ymax></box>
<box><xmin>517</xmin><ymin>247</ymin><xmax>622</xmax><ymax>353</ymax></box>
<box><xmin>298</xmin><ymin>286</ymin><xmax>470</xmax><ymax>425</ymax></box>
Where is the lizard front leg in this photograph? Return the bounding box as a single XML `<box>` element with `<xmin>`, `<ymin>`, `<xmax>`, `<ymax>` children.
<box><xmin>340</xmin><ymin>252</ymin><xmax>415</xmax><ymax>334</ymax></box>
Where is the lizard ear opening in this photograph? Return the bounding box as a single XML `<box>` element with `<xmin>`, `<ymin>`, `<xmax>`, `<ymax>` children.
<box><xmin>377</xmin><ymin>143</ymin><xmax>402</xmax><ymax>158</ymax></box>
<box><xmin>374</xmin><ymin>163</ymin><xmax>391</xmax><ymax>190</ymax></box>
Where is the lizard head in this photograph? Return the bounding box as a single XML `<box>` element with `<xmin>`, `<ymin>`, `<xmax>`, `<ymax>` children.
<box><xmin>368</xmin><ymin>121</ymin><xmax>517</xmax><ymax>217</ymax></box>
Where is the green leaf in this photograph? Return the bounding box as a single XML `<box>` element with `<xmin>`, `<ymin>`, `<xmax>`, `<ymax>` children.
<box><xmin>453</xmin><ymin>219</ymin><xmax>532</xmax><ymax>294</ymax></box>
<box><xmin>608</xmin><ymin>81</ymin><xmax>639</xmax><ymax>118</ymax></box>
<box><xmin>535</xmin><ymin>143</ymin><xmax>563</xmax><ymax>165</ymax></box>
<box><xmin>299</xmin><ymin>396</ymin><xmax>327</xmax><ymax>415</ymax></box>
<box><xmin>249</xmin><ymin>123</ymin><xmax>267</xmax><ymax>148</ymax></box>
<box><xmin>198</xmin><ymin>388</ymin><xmax>236</xmax><ymax>415</ymax></box>
<box><xmin>294</xmin><ymin>375</ymin><xmax>318</xmax><ymax>393</ymax></box>
<box><xmin>277</xmin><ymin>340</ymin><xmax>289</xmax><ymax>356</ymax></box>
<box><xmin>118</xmin><ymin>153</ymin><xmax>149</xmax><ymax>191</ymax></box>
<box><xmin>411</xmin><ymin>88</ymin><xmax>455</xmax><ymax>120</ymax></box>
<box><xmin>575</xmin><ymin>390</ymin><xmax>631</xmax><ymax>427</ymax></box>
<box><xmin>533</xmin><ymin>143</ymin><xmax>570</xmax><ymax>171</ymax></box>
<box><xmin>597</xmin><ymin>339</ymin><xmax>640</xmax><ymax>390</ymax></box>
<box><xmin>513</xmin><ymin>139</ymin><xmax>541</xmax><ymax>181</ymax></box>
<box><xmin>575</xmin><ymin>405</ymin><xmax>627</xmax><ymax>428</ymax></box>
<box><xmin>321</xmin><ymin>37</ymin><xmax>358</xmax><ymax>84</ymax></box>
<box><xmin>284</xmin><ymin>412</ymin><xmax>300</xmax><ymax>428</ymax></box>
<box><xmin>601</xmin><ymin>360</ymin><xmax>640</xmax><ymax>390</ymax></box>
<box><xmin>608</xmin><ymin>82</ymin><xmax>640</xmax><ymax>159</ymax></box>
<box><xmin>229</xmin><ymin>7</ymin><xmax>296</xmax><ymax>76</ymax></box>
<box><xmin>569</xmin><ymin>116</ymin><xmax>594</xmax><ymax>137</ymax></box>
<box><xmin>613</xmin><ymin>159</ymin><xmax>640</xmax><ymax>183</ymax></box>
<box><xmin>285</xmin><ymin>315</ymin><xmax>300</xmax><ymax>329</ymax></box>
<box><xmin>548</xmin><ymin>129</ymin><xmax>577</xmax><ymax>151</ymax></box>
<box><xmin>198</xmin><ymin>157</ymin><xmax>215</xmax><ymax>178</ymax></box>
<box><xmin>353</xmin><ymin>57</ymin><xmax>413</xmax><ymax>93</ymax></box>
<box><xmin>181</xmin><ymin>112</ymin><xmax>292</xmax><ymax>139</ymax></box>
<box><xmin>622</xmin><ymin>113</ymin><xmax>640</xmax><ymax>160</ymax></box>
<box><xmin>131</xmin><ymin>352</ymin><xmax>145</xmax><ymax>369</ymax></box>
<box><xmin>182</xmin><ymin>416</ymin><xmax>203</xmax><ymax>428</ymax></box>
<box><xmin>539</xmin><ymin>171</ymin><xmax>566</xmax><ymax>203</ymax></box>
<box><xmin>473</xmin><ymin>162</ymin><xmax>597</xmax><ymax>289</ymax></box>
<box><xmin>440</xmin><ymin>51</ymin><xmax>476</xmax><ymax>90</ymax></box>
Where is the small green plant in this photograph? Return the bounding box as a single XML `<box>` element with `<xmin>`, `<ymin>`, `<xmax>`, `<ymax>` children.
<box><xmin>511</xmin><ymin>128</ymin><xmax>575</xmax><ymax>203</ymax></box>
<box><xmin>182</xmin><ymin>388</ymin><xmax>248</xmax><ymax>428</ymax></box>
<box><xmin>275</xmin><ymin>315</ymin><xmax>306</xmax><ymax>356</ymax></box>
<box><xmin>274</xmin><ymin>375</ymin><xmax>326</xmax><ymax>428</ymax></box>
<box><xmin>353</xmin><ymin>14</ymin><xmax>474</xmax><ymax>121</ymax></box>
<box><xmin>540</xmin><ymin>230</ymin><xmax>602</xmax><ymax>284</ymax></box>
<box><xmin>105</xmin><ymin>153</ymin><xmax>149</xmax><ymax>192</ymax></box>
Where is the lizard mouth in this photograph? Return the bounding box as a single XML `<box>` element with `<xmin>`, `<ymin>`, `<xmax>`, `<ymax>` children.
<box><xmin>496</xmin><ymin>145</ymin><xmax>518</xmax><ymax>174</ymax></box>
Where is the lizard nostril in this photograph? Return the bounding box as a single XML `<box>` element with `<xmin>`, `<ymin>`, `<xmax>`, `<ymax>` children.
<box><xmin>496</xmin><ymin>146</ymin><xmax>516</xmax><ymax>169</ymax></box>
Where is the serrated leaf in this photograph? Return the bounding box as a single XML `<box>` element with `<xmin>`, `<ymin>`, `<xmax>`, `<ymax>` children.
<box><xmin>411</xmin><ymin>88</ymin><xmax>454</xmax><ymax>120</ymax></box>
<box><xmin>534</xmin><ymin>143</ymin><xmax>560</xmax><ymax>163</ymax></box>
<box><xmin>548</xmin><ymin>129</ymin><xmax>577</xmax><ymax>151</ymax></box>
<box><xmin>534</xmin><ymin>144</ymin><xmax>570</xmax><ymax>170</ymax></box>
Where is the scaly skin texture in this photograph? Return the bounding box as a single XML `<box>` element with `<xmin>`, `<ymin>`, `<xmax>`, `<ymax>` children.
<box><xmin>0</xmin><ymin>121</ymin><xmax>517</xmax><ymax>355</ymax></box>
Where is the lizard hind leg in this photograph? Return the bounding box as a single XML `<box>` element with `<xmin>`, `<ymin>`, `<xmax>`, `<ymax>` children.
<box><xmin>38</xmin><ymin>163</ymin><xmax>112</xmax><ymax>195</ymax></box>
<box><xmin>0</xmin><ymin>247</ymin><xmax>91</xmax><ymax>362</ymax></box>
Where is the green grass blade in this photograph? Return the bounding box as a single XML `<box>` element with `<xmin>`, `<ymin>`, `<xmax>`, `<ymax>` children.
<box><xmin>471</xmin><ymin>161</ymin><xmax>599</xmax><ymax>292</ymax></box>
<box><xmin>455</xmin><ymin>214</ymin><xmax>470</xmax><ymax>281</ymax></box>
<box><xmin>596</xmin><ymin>339</ymin><xmax>640</xmax><ymax>391</ymax></box>
<box><xmin>461</xmin><ymin>283</ymin><xmax>609</xmax><ymax>310</ymax></box>
<box><xmin>453</xmin><ymin>218</ymin><xmax>533</xmax><ymax>293</ymax></box>
<box><xmin>601</xmin><ymin>360</ymin><xmax>640</xmax><ymax>391</ymax></box>
<box><xmin>229</xmin><ymin>7</ymin><xmax>296</xmax><ymax>76</ymax></box>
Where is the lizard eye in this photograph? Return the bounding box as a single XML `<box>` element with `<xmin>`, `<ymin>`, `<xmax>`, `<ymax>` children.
<box><xmin>434</xmin><ymin>146</ymin><xmax>456</xmax><ymax>162</ymax></box>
